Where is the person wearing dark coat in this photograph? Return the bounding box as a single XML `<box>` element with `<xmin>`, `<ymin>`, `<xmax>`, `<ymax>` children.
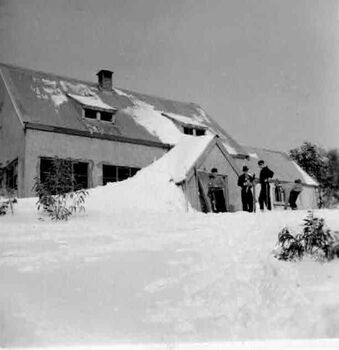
<box><xmin>207</xmin><ymin>168</ymin><xmax>227</xmax><ymax>213</ymax></box>
<box><xmin>258</xmin><ymin>160</ymin><xmax>274</xmax><ymax>211</ymax></box>
<box><xmin>285</xmin><ymin>179</ymin><xmax>303</xmax><ymax>210</ymax></box>
<box><xmin>237</xmin><ymin>166</ymin><xmax>255</xmax><ymax>212</ymax></box>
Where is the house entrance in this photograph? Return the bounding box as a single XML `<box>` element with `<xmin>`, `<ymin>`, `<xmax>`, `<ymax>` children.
<box><xmin>196</xmin><ymin>170</ymin><xmax>229</xmax><ymax>213</ymax></box>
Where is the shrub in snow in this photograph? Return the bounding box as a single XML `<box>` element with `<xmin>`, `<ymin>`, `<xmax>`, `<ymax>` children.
<box><xmin>0</xmin><ymin>188</ymin><xmax>17</xmax><ymax>216</ymax></box>
<box><xmin>0</xmin><ymin>201</ymin><xmax>9</xmax><ymax>215</ymax></box>
<box><xmin>275</xmin><ymin>211</ymin><xmax>339</xmax><ymax>262</ymax></box>
<box><xmin>33</xmin><ymin>157</ymin><xmax>88</xmax><ymax>221</ymax></box>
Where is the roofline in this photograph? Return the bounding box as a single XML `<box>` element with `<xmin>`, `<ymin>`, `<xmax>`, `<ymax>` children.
<box><xmin>66</xmin><ymin>93</ymin><xmax>118</xmax><ymax>112</ymax></box>
<box><xmin>0</xmin><ymin>62</ymin><xmax>202</xmax><ymax>107</ymax></box>
<box><xmin>175</xmin><ymin>136</ymin><xmax>217</xmax><ymax>184</ymax></box>
<box><xmin>0</xmin><ymin>67</ymin><xmax>25</xmax><ymax>128</ymax></box>
<box><xmin>242</xmin><ymin>144</ymin><xmax>289</xmax><ymax>156</ymax></box>
<box><xmin>215</xmin><ymin>139</ymin><xmax>242</xmax><ymax>175</ymax></box>
<box><xmin>0</xmin><ymin>62</ymin><xmax>98</xmax><ymax>88</ymax></box>
<box><xmin>24</xmin><ymin>122</ymin><xmax>172</xmax><ymax>150</ymax></box>
<box><xmin>161</xmin><ymin>112</ymin><xmax>207</xmax><ymax>130</ymax></box>
<box><xmin>177</xmin><ymin>136</ymin><xmax>241</xmax><ymax>184</ymax></box>
<box><xmin>243</xmin><ymin>144</ymin><xmax>319</xmax><ymax>186</ymax></box>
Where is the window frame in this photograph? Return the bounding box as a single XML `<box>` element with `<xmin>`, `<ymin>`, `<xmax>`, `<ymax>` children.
<box><xmin>84</xmin><ymin>108</ymin><xmax>98</xmax><ymax>120</ymax></box>
<box><xmin>183</xmin><ymin>126</ymin><xmax>206</xmax><ymax>136</ymax></box>
<box><xmin>83</xmin><ymin>108</ymin><xmax>116</xmax><ymax>123</ymax></box>
<box><xmin>183</xmin><ymin>127</ymin><xmax>194</xmax><ymax>135</ymax></box>
<box><xmin>102</xmin><ymin>164</ymin><xmax>140</xmax><ymax>185</ymax></box>
<box><xmin>39</xmin><ymin>157</ymin><xmax>89</xmax><ymax>190</ymax></box>
<box><xmin>2</xmin><ymin>159</ymin><xmax>18</xmax><ymax>190</ymax></box>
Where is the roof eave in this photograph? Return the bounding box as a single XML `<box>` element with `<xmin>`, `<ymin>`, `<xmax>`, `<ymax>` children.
<box><xmin>23</xmin><ymin>122</ymin><xmax>172</xmax><ymax>150</ymax></box>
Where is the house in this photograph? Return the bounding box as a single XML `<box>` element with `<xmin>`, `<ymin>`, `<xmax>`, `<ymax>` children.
<box><xmin>0</xmin><ymin>63</ymin><xmax>318</xmax><ymax>211</ymax></box>
<box><xmin>234</xmin><ymin>146</ymin><xmax>319</xmax><ymax>210</ymax></box>
<box><xmin>154</xmin><ymin>135</ymin><xmax>319</xmax><ymax>212</ymax></box>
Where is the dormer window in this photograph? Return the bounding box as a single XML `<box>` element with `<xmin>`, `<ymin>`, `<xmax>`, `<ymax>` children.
<box><xmin>184</xmin><ymin>126</ymin><xmax>206</xmax><ymax>136</ymax></box>
<box><xmin>162</xmin><ymin>112</ymin><xmax>207</xmax><ymax>137</ymax></box>
<box><xmin>67</xmin><ymin>93</ymin><xmax>117</xmax><ymax>123</ymax></box>
<box><xmin>184</xmin><ymin>127</ymin><xmax>194</xmax><ymax>135</ymax></box>
<box><xmin>84</xmin><ymin>109</ymin><xmax>97</xmax><ymax>120</ymax></box>
<box><xmin>83</xmin><ymin>108</ymin><xmax>115</xmax><ymax>122</ymax></box>
<box><xmin>100</xmin><ymin>111</ymin><xmax>114</xmax><ymax>122</ymax></box>
<box><xmin>195</xmin><ymin>129</ymin><xmax>206</xmax><ymax>136</ymax></box>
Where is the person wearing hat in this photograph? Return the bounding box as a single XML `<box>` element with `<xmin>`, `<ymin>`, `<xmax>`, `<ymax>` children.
<box><xmin>237</xmin><ymin>165</ymin><xmax>255</xmax><ymax>212</ymax></box>
<box><xmin>257</xmin><ymin>160</ymin><xmax>274</xmax><ymax>211</ymax></box>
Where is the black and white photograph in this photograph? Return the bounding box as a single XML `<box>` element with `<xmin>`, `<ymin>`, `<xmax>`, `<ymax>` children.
<box><xmin>1</xmin><ymin>1</ymin><xmax>339</xmax><ymax>349</ymax></box>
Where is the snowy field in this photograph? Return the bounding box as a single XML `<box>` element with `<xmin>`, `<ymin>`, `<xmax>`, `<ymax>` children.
<box><xmin>1</xmin><ymin>165</ymin><xmax>339</xmax><ymax>348</ymax></box>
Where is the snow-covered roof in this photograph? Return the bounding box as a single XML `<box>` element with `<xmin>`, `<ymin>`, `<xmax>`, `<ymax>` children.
<box><xmin>162</xmin><ymin>112</ymin><xmax>207</xmax><ymax>128</ymax></box>
<box><xmin>67</xmin><ymin>93</ymin><xmax>117</xmax><ymax>112</ymax></box>
<box><xmin>0</xmin><ymin>62</ymin><xmax>247</xmax><ymax>154</ymax></box>
<box><xmin>122</xmin><ymin>99</ymin><xmax>183</xmax><ymax>145</ymax></box>
<box><xmin>153</xmin><ymin>134</ymin><xmax>216</xmax><ymax>183</ymax></box>
<box><xmin>221</xmin><ymin>141</ymin><xmax>237</xmax><ymax>155</ymax></box>
<box><xmin>235</xmin><ymin>146</ymin><xmax>319</xmax><ymax>186</ymax></box>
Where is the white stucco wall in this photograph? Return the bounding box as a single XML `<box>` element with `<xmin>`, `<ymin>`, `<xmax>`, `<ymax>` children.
<box><xmin>23</xmin><ymin>129</ymin><xmax>167</xmax><ymax>197</ymax></box>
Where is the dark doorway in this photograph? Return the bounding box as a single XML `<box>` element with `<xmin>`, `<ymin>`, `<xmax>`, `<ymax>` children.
<box><xmin>197</xmin><ymin>170</ymin><xmax>228</xmax><ymax>213</ymax></box>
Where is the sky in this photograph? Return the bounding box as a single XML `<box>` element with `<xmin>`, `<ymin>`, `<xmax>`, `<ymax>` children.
<box><xmin>0</xmin><ymin>0</ymin><xmax>339</xmax><ymax>152</ymax></box>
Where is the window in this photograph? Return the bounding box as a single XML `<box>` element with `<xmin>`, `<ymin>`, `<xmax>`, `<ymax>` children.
<box><xmin>100</xmin><ymin>111</ymin><xmax>113</xmax><ymax>122</ymax></box>
<box><xmin>84</xmin><ymin>108</ymin><xmax>97</xmax><ymax>120</ymax></box>
<box><xmin>0</xmin><ymin>169</ymin><xmax>4</xmax><ymax>189</ymax></box>
<box><xmin>40</xmin><ymin>158</ymin><xmax>89</xmax><ymax>190</ymax></box>
<box><xmin>103</xmin><ymin>165</ymin><xmax>117</xmax><ymax>184</ymax></box>
<box><xmin>130</xmin><ymin>167</ymin><xmax>140</xmax><ymax>177</ymax></box>
<box><xmin>184</xmin><ymin>127</ymin><xmax>194</xmax><ymax>135</ymax></box>
<box><xmin>274</xmin><ymin>185</ymin><xmax>285</xmax><ymax>203</ymax></box>
<box><xmin>183</xmin><ymin>126</ymin><xmax>206</xmax><ymax>136</ymax></box>
<box><xmin>102</xmin><ymin>165</ymin><xmax>140</xmax><ymax>185</ymax></box>
<box><xmin>73</xmin><ymin>162</ymin><xmax>88</xmax><ymax>189</ymax></box>
<box><xmin>3</xmin><ymin>159</ymin><xmax>18</xmax><ymax>190</ymax></box>
<box><xmin>40</xmin><ymin>158</ymin><xmax>55</xmax><ymax>184</ymax></box>
<box><xmin>84</xmin><ymin>108</ymin><xmax>116</xmax><ymax>122</ymax></box>
<box><xmin>118</xmin><ymin>167</ymin><xmax>130</xmax><ymax>181</ymax></box>
<box><xmin>195</xmin><ymin>128</ymin><xmax>206</xmax><ymax>136</ymax></box>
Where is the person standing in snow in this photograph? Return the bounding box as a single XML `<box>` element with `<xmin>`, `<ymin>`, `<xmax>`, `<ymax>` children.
<box><xmin>284</xmin><ymin>179</ymin><xmax>303</xmax><ymax>210</ymax></box>
<box><xmin>207</xmin><ymin>168</ymin><xmax>227</xmax><ymax>213</ymax></box>
<box><xmin>258</xmin><ymin>160</ymin><xmax>274</xmax><ymax>211</ymax></box>
<box><xmin>237</xmin><ymin>166</ymin><xmax>255</xmax><ymax>212</ymax></box>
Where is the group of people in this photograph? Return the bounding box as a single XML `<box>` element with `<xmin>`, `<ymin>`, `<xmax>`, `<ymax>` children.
<box><xmin>207</xmin><ymin>160</ymin><xmax>304</xmax><ymax>213</ymax></box>
<box><xmin>237</xmin><ymin>160</ymin><xmax>274</xmax><ymax>212</ymax></box>
<box><xmin>237</xmin><ymin>160</ymin><xmax>304</xmax><ymax>212</ymax></box>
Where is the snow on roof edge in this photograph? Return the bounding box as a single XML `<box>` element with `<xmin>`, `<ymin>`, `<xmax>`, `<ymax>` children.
<box><xmin>67</xmin><ymin>93</ymin><xmax>117</xmax><ymax>111</ymax></box>
<box><xmin>148</xmin><ymin>134</ymin><xmax>215</xmax><ymax>184</ymax></box>
<box><xmin>291</xmin><ymin>161</ymin><xmax>318</xmax><ymax>186</ymax></box>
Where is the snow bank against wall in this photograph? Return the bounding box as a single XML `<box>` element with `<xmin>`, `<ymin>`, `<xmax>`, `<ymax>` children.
<box><xmin>86</xmin><ymin>135</ymin><xmax>214</xmax><ymax>214</ymax></box>
<box><xmin>86</xmin><ymin>167</ymin><xmax>187</xmax><ymax>214</ymax></box>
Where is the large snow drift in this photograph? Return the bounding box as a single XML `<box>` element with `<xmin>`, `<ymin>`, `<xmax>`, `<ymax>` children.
<box><xmin>1</xmin><ymin>144</ymin><xmax>339</xmax><ymax>348</ymax></box>
<box><xmin>86</xmin><ymin>134</ymin><xmax>214</xmax><ymax>214</ymax></box>
<box><xmin>1</xmin><ymin>203</ymin><xmax>339</xmax><ymax>348</ymax></box>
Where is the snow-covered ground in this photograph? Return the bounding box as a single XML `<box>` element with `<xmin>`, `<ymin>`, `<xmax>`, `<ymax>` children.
<box><xmin>1</xmin><ymin>164</ymin><xmax>339</xmax><ymax>348</ymax></box>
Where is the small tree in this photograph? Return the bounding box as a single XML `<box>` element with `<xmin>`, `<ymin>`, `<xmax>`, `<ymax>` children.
<box><xmin>275</xmin><ymin>211</ymin><xmax>339</xmax><ymax>262</ymax></box>
<box><xmin>289</xmin><ymin>142</ymin><xmax>328</xmax><ymax>185</ymax></box>
<box><xmin>289</xmin><ymin>142</ymin><xmax>334</xmax><ymax>207</ymax></box>
<box><xmin>326</xmin><ymin>149</ymin><xmax>339</xmax><ymax>206</ymax></box>
<box><xmin>33</xmin><ymin>157</ymin><xmax>88</xmax><ymax>220</ymax></box>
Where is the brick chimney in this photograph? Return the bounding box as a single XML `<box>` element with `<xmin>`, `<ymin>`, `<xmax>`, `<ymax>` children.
<box><xmin>97</xmin><ymin>69</ymin><xmax>113</xmax><ymax>91</ymax></box>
